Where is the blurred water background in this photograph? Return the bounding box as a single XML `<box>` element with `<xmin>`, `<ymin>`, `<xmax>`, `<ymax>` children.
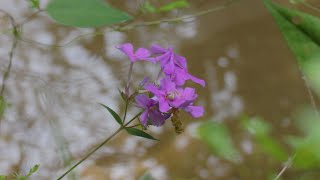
<box><xmin>1</xmin><ymin>0</ymin><xmax>320</xmax><ymax>179</ymax></box>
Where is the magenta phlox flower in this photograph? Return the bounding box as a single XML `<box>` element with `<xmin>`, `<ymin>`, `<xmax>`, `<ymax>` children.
<box><xmin>135</xmin><ymin>94</ymin><xmax>169</xmax><ymax>127</ymax></box>
<box><xmin>170</xmin><ymin>67</ymin><xmax>206</xmax><ymax>87</ymax></box>
<box><xmin>171</xmin><ymin>88</ymin><xmax>204</xmax><ymax>118</ymax></box>
<box><xmin>150</xmin><ymin>44</ymin><xmax>205</xmax><ymax>87</ymax></box>
<box><xmin>117</xmin><ymin>43</ymin><xmax>155</xmax><ymax>63</ymax></box>
<box><xmin>145</xmin><ymin>77</ymin><xmax>199</xmax><ymax>113</ymax></box>
<box><xmin>150</xmin><ymin>44</ymin><xmax>187</xmax><ymax>74</ymax></box>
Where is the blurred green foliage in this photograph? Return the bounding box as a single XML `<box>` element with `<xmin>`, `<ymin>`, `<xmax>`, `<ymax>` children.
<box><xmin>286</xmin><ymin>108</ymin><xmax>320</xmax><ymax>169</ymax></box>
<box><xmin>46</xmin><ymin>0</ymin><xmax>132</xmax><ymax>27</ymax></box>
<box><xmin>140</xmin><ymin>0</ymin><xmax>189</xmax><ymax>14</ymax></box>
<box><xmin>195</xmin><ymin>22</ymin><xmax>320</xmax><ymax>175</ymax></box>
<box><xmin>241</xmin><ymin>117</ymin><xmax>288</xmax><ymax>161</ymax></box>
<box><xmin>197</xmin><ymin>121</ymin><xmax>240</xmax><ymax>162</ymax></box>
<box><xmin>28</xmin><ymin>0</ymin><xmax>40</xmax><ymax>9</ymax></box>
<box><xmin>139</xmin><ymin>173</ymin><xmax>155</xmax><ymax>180</ymax></box>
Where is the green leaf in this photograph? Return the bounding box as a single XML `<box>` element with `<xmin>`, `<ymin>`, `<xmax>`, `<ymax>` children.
<box><xmin>29</xmin><ymin>0</ymin><xmax>40</xmax><ymax>9</ymax></box>
<box><xmin>263</xmin><ymin>0</ymin><xmax>320</xmax><ymax>94</ymax></box>
<box><xmin>26</xmin><ymin>164</ymin><xmax>39</xmax><ymax>177</ymax></box>
<box><xmin>139</xmin><ymin>173</ymin><xmax>155</xmax><ymax>180</ymax></box>
<box><xmin>304</xmin><ymin>60</ymin><xmax>320</xmax><ymax>95</ymax></box>
<box><xmin>0</xmin><ymin>96</ymin><xmax>6</xmax><ymax>118</ymax></box>
<box><xmin>242</xmin><ymin>117</ymin><xmax>287</xmax><ymax>161</ymax></box>
<box><xmin>126</xmin><ymin>127</ymin><xmax>158</xmax><ymax>141</ymax></box>
<box><xmin>197</xmin><ymin>121</ymin><xmax>240</xmax><ymax>162</ymax></box>
<box><xmin>140</xmin><ymin>2</ymin><xmax>157</xmax><ymax>14</ymax></box>
<box><xmin>287</xmin><ymin>136</ymin><xmax>320</xmax><ymax>169</ymax></box>
<box><xmin>46</xmin><ymin>0</ymin><xmax>132</xmax><ymax>28</ymax></box>
<box><xmin>241</xmin><ymin>117</ymin><xmax>270</xmax><ymax>136</ymax></box>
<box><xmin>0</xmin><ymin>175</ymin><xmax>7</xmax><ymax>180</ymax></box>
<box><xmin>158</xmin><ymin>0</ymin><xmax>189</xmax><ymax>12</ymax></box>
<box><xmin>256</xmin><ymin>136</ymin><xmax>288</xmax><ymax>161</ymax></box>
<box><xmin>285</xmin><ymin>107</ymin><xmax>320</xmax><ymax>169</ymax></box>
<box><xmin>99</xmin><ymin>103</ymin><xmax>123</xmax><ymax>125</ymax></box>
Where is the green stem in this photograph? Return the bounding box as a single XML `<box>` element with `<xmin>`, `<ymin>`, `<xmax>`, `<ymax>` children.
<box><xmin>123</xmin><ymin>100</ymin><xmax>129</xmax><ymax>123</ymax></box>
<box><xmin>126</xmin><ymin>124</ymin><xmax>140</xmax><ymax>128</ymax></box>
<box><xmin>125</xmin><ymin>62</ymin><xmax>134</xmax><ymax>96</ymax></box>
<box><xmin>56</xmin><ymin>112</ymin><xmax>142</xmax><ymax>180</ymax></box>
<box><xmin>56</xmin><ymin>127</ymin><xmax>122</xmax><ymax>180</ymax></box>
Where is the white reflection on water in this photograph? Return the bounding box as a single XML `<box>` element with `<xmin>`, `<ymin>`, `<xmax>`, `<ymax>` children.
<box><xmin>205</xmin><ymin>48</ymin><xmax>243</xmax><ymax>122</ymax></box>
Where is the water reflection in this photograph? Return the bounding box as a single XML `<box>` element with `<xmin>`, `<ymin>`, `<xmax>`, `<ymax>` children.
<box><xmin>0</xmin><ymin>0</ymin><xmax>314</xmax><ymax>179</ymax></box>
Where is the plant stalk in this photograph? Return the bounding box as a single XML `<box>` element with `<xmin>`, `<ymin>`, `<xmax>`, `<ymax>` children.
<box><xmin>56</xmin><ymin>112</ymin><xmax>142</xmax><ymax>180</ymax></box>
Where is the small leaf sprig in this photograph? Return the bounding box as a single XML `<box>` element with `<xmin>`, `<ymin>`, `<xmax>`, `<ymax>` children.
<box><xmin>0</xmin><ymin>164</ymin><xmax>39</xmax><ymax>180</ymax></box>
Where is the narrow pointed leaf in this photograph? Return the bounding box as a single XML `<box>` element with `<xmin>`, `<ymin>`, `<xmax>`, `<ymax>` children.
<box><xmin>263</xmin><ymin>0</ymin><xmax>320</xmax><ymax>66</ymax></box>
<box><xmin>99</xmin><ymin>103</ymin><xmax>123</xmax><ymax>125</ymax></box>
<box><xmin>271</xmin><ymin>2</ymin><xmax>320</xmax><ymax>45</ymax></box>
<box><xmin>263</xmin><ymin>0</ymin><xmax>320</xmax><ymax>94</ymax></box>
<box><xmin>46</xmin><ymin>0</ymin><xmax>132</xmax><ymax>28</ymax></box>
<box><xmin>126</xmin><ymin>127</ymin><xmax>158</xmax><ymax>141</ymax></box>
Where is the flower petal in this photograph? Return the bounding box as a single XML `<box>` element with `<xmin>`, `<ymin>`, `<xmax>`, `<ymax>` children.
<box><xmin>117</xmin><ymin>43</ymin><xmax>135</xmax><ymax>62</ymax></box>
<box><xmin>135</xmin><ymin>94</ymin><xmax>150</xmax><ymax>108</ymax></box>
<box><xmin>159</xmin><ymin>98</ymin><xmax>171</xmax><ymax>112</ymax></box>
<box><xmin>188</xmin><ymin>73</ymin><xmax>206</xmax><ymax>87</ymax></box>
<box><xmin>135</xmin><ymin>48</ymin><xmax>151</xmax><ymax>59</ymax></box>
<box><xmin>140</xmin><ymin>110</ymin><xmax>149</xmax><ymax>126</ymax></box>
<box><xmin>150</xmin><ymin>44</ymin><xmax>167</xmax><ymax>54</ymax></box>
<box><xmin>171</xmin><ymin>68</ymin><xmax>188</xmax><ymax>86</ymax></box>
<box><xmin>149</xmin><ymin>110</ymin><xmax>166</xmax><ymax>126</ymax></box>
<box><xmin>174</xmin><ymin>54</ymin><xmax>187</xmax><ymax>69</ymax></box>
<box><xmin>163</xmin><ymin>55</ymin><xmax>175</xmax><ymax>74</ymax></box>
<box><xmin>157</xmin><ymin>53</ymin><xmax>171</xmax><ymax>65</ymax></box>
<box><xmin>182</xmin><ymin>87</ymin><xmax>197</xmax><ymax>101</ymax></box>
<box><xmin>160</xmin><ymin>76</ymin><xmax>176</xmax><ymax>92</ymax></box>
<box><xmin>184</xmin><ymin>105</ymin><xmax>204</xmax><ymax>118</ymax></box>
<box><xmin>145</xmin><ymin>84</ymin><xmax>162</xmax><ymax>97</ymax></box>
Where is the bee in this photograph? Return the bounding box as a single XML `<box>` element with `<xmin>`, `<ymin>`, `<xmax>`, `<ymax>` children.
<box><xmin>171</xmin><ymin>109</ymin><xmax>184</xmax><ymax>134</ymax></box>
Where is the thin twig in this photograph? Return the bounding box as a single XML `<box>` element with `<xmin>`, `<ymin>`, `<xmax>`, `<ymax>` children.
<box><xmin>0</xmin><ymin>9</ymin><xmax>18</xmax><ymax>96</ymax></box>
<box><xmin>0</xmin><ymin>38</ymin><xmax>18</xmax><ymax>96</ymax></box>
<box><xmin>274</xmin><ymin>154</ymin><xmax>296</xmax><ymax>180</ymax></box>
<box><xmin>20</xmin><ymin>30</ymin><xmax>105</xmax><ymax>48</ymax></box>
<box><xmin>17</xmin><ymin>9</ymin><xmax>44</xmax><ymax>26</ymax></box>
<box><xmin>19</xmin><ymin>0</ymin><xmax>241</xmax><ymax>48</ymax></box>
<box><xmin>0</xmin><ymin>9</ymin><xmax>15</xmax><ymax>26</ymax></box>
<box><xmin>117</xmin><ymin>0</ymin><xmax>241</xmax><ymax>31</ymax></box>
<box><xmin>56</xmin><ymin>127</ymin><xmax>123</xmax><ymax>180</ymax></box>
<box><xmin>302</xmin><ymin>2</ymin><xmax>320</xmax><ymax>13</ymax></box>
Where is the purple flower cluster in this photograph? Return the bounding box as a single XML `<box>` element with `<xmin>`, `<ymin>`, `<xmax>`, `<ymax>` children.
<box><xmin>117</xmin><ymin>43</ymin><xmax>205</xmax><ymax>127</ymax></box>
